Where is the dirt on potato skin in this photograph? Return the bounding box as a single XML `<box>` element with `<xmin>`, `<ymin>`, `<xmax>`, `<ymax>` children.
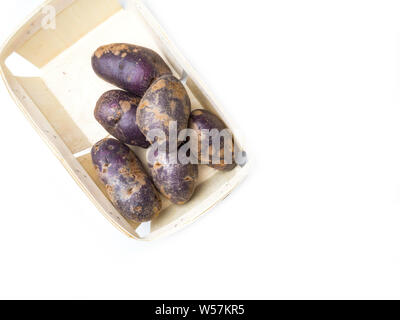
<box><xmin>92</xmin><ymin>43</ymin><xmax>172</xmax><ymax>97</ymax></box>
<box><xmin>91</xmin><ymin>138</ymin><xmax>161</xmax><ymax>222</ymax></box>
<box><xmin>189</xmin><ymin>109</ymin><xmax>237</xmax><ymax>171</ymax></box>
<box><xmin>148</xmin><ymin>150</ymin><xmax>198</xmax><ymax>205</ymax></box>
<box><xmin>94</xmin><ymin>90</ymin><xmax>150</xmax><ymax>148</ymax></box>
<box><xmin>137</xmin><ymin>74</ymin><xmax>191</xmax><ymax>145</ymax></box>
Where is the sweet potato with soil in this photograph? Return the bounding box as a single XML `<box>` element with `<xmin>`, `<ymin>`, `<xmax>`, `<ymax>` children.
<box><xmin>91</xmin><ymin>138</ymin><xmax>161</xmax><ymax>222</ymax></box>
<box><xmin>94</xmin><ymin>90</ymin><xmax>149</xmax><ymax>148</ymax></box>
<box><xmin>189</xmin><ymin>109</ymin><xmax>237</xmax><ymax>171</ymax></box>
<box><xmin>92</xmin><ymin>43</ymin><xmax>172</xmax><ymax>97</ymax></box>
<box><xmin>137</xmin><ymin>74</ymin><xmax>191</xmax><ymax>144</ymax></box>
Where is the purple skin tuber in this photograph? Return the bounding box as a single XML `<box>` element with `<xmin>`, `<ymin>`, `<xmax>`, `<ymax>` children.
<box><xmin>137</xmin><ymin>74</ymin><xmax>191</xmax><ymax>145</ymax></box>
<box><xmin>91</xmin><ymin>138</ymin><xmax>162</xmax><ymax>222</ymax></box>
<box><xmin>189</xmin><ymin>109</ymin><xmax>237</xmax><ymax>171</ymax></box>
<box><xmin>148</xmin><ymin>150</ymin><xmax>198</xmax><ymax>205</ymax></box>
<box><xmin>94</xmin><ymin>90</ymin><xmax>150</xmax><ymax>148</ymax></box>
<box><xmin>91</xmin><ymin>43</ymin><xmax>172</xmax><ymax>97</ymax></box>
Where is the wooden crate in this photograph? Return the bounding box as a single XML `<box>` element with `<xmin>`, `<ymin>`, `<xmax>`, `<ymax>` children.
<box><xmin>0</xmin><ymin>0</ymin><xmax>249</xmax><ymax>240</ymax></box>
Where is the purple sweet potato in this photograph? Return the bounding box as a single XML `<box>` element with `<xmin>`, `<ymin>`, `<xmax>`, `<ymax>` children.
<box><xmin>91</xmin><ymin>138</ymin><xmax>161</xmax><ymax>222</ymax></box>
<box><xmin>94</xmin><ymin>90</ymin><xmax>149</xmax><ymax>148</ymax></box>
<box><xmin>91</xmin><ymin>43</ymin><xmax>172</xmax><ymax>97</ymax></box>
<box><xmin>137</xmin><ymin>74</ymin><xmax>191</xmax><ymax>144</ymax></box>
<box><xmin>189</xmin><ymin>109</ymin><xmax>236</xmax><ymax>171</ymax></box>
<box><xmin>148</xmin><ymin>150</ymin><xmax>198</xmax><ymax>205</ymax></box>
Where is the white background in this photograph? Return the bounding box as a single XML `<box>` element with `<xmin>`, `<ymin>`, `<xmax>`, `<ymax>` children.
<box><xmin>1</xmin><ymin>0</ymin><xmax>400</xmax><ymax>299</ymax></box>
